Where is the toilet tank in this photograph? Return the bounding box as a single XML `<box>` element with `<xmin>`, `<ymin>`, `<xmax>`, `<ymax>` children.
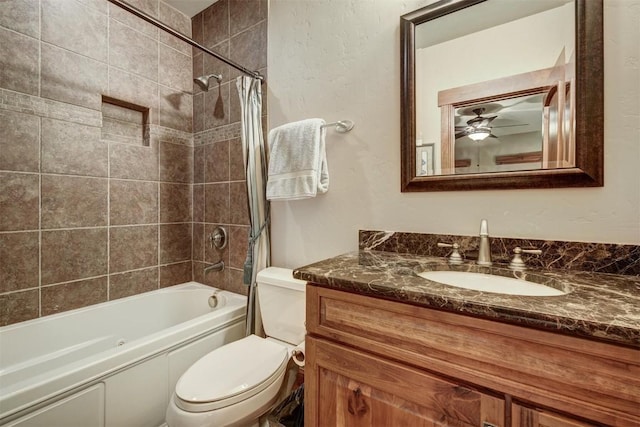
<box><xmin>256</xmin><ymin>267</ymin><xmax>306</xmax><ymax>345</ymax></box>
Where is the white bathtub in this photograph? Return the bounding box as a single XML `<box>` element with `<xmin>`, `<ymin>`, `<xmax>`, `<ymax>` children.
<box><xmin>0</xmin><ymin>282</ymin><xmax>246</xmax><ymax>427</ymax></box>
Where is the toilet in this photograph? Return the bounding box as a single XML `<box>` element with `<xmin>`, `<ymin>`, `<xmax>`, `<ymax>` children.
<box><xmin>165</xmin><ymin>267</ymin><xmax>306</xmax><ymax>427</ymax></box>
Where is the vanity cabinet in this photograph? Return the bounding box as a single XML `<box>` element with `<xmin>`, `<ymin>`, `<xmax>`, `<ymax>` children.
<box><xmin>511</xmin><ymin>404</ymin><xmax>597</xmax><ymax>427</ymax></box>
<box><xmin>305</xmin><ymin>285</ymin><xmax>640</xmax><ymax>427</ymax></box>
<box><xmin>308</xmin><ymin>336</ymin><xmax>504</xmax><ymax>426</ymax></box>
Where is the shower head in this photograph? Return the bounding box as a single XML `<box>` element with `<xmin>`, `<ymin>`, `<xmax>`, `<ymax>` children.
<box><xmin>194</xmin><ymin>73</ymin><xmax>222</xmax><ymax>91</ymax></box>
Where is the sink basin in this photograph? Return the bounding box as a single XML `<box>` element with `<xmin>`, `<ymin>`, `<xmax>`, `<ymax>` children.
<box><xmin>417</xmin><ymin>270</ymin><xmax>566</xmax><ymax>296</ymax></box>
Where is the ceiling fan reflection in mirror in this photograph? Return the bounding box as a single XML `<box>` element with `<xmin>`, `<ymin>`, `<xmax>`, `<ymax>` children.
<box><xmin>454</xmin><ymin>107</ymin><xmax>530</xmax><ymax>141</ymax></box>
<box><xmin>454</xmin><ymin>93</ymin><xmax>542</xmax><ymax>142</ymax></box>
<box><xmin>455</xmin><ymin>108</ymin><xmax>497</xmax><ymax>141</ymax></box>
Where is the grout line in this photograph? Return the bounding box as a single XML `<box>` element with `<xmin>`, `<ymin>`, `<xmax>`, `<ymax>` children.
<box><xmin>107</xmin><ymin>140</ymin><xmax>111</xmax><ymax>300</ymax></box>
<box><xmin>38</xmin><ymin>0</ymin><xmax>42</xmax><ymax>98</ymax></box>
<box><xmin>229</xmin><ymin>18</ymin><xmax>266</xmax><ymax>41</ymax></box>
<box><xmin>227</xmin><ymin>138</ymin><xmax>232</xmax><ymax>183</ymax></box>
<box><xmin>105</xmin><ymin>64</ymin><xmax>155</xmax><ymax>91</ymax></box>
<box><xmin>113</xmin><ymin>20</ymin><xmax>158</xmax><ymax>44</ymax></box>
<box><xmin>190</xmin><ymin>179</ymin><xmax>194</xmax><ymax>281</ymax></box>
<box><xmin>40</xmin><ymin>274</ymin><xmax>110</xmax><ymax>289</ymax></box>
<box><xmin>0</xmin><ymin>170</ymin><xmax>40</xmax><ymax>176</ymax></box>
<box><xmin>0</xmin><ymin>221</ymin><xmax>244</xmax><ymax>236</ymax></box>
<box><xmin>157</xmin><ymin>105</ymin><xmax>162</xmax><ymax>291</ymax></box>
<box><xmin>110</xmin><ymin>13</ymin><xmax>160</xmax><ymax>46</ymax></box>
<box><xmin>39</xmin><ymin>40</ymin><xmax>107</xmax><ymax>67</ymax></box>
<box><xmin>106</xmin><ymin>7</ymin><xmax>110</xmax><ymax>93</ymax></box>
<box><xmin>0</xmin><ymin>229</ymin><xmax>41</xmax><ymax>235</ymax></box>
<box><xmin>108</xmin><ymin>63</ymin><xmax>160</xmax><ymax>87</ymax></box>
<box><xmin>0</xmin><ymin>262</ymin><xmax>196</xmax><ymax>297</ymax></box>
<box><xmin>105</xmin><ymin>7</ymin><xmax>110</xmax><ymax>305</ymax></box>
<box><xmin>0</xmin><ymin>170</ymin><xmax>191</xmax><ymax>186</ymax></box>
<box><xmin>38</xmin><ymin>114</ymin><xmax>42</xmax><ymax>318</ymax></box>
<box><xmin>71</xmin><ymin>0</ymin><xmax>106</xmax><ymax>16</ymax></box>
<box><xmin>1</xmin><ymin>286</ymin><xmax>41</xmax><ymax>296</ymax></box>
<box><xmin>36</xmin><ymin>0</ymin><xmax>42</xmax><ymax>314</ymax></box>
<box><xmin>0</xmin><ymin>25</ymin><xmax>40</xmax><ymax>43</ymax></box>
<box><xmin>157</xmin><ymin>16</ymin><xmax>161</xmax><ymax>125</ymax></box>
<box><xmin>158</xmin><ymin>37</ymin><xmax>192</xmax><ymax>58</ymax></box>
<box><xmin>39</xmin><ymin>173</ymin><xmax>109</xmax><ymax>181</ymax></box>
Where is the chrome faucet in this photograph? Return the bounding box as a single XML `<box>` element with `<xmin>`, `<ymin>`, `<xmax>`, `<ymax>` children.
<box><xmin>204</xmin><ymin>226</ymin><xmax>227</xmax><ymax>275</ymax></box>
<box><xmin>204</xmin><ymin>260</ymin><xmax>224</xmax><ymax>274</ymax></box>
<box><xmin>477</xmin><ymin>219</ymin><xmax>492</xmax><ymax>266</ymax></box>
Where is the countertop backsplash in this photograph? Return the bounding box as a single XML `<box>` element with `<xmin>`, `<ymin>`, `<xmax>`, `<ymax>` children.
<box><xmin>359</xmin><ymin>230</ymin><xmax>640</xmax><ymax>276</ymax></box>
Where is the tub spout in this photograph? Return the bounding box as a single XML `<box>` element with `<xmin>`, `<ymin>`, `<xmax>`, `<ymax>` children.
<box><xmin>204</xmin><ymin>260</ymin><xmax>224</xmax><ymax>274</ymax></box>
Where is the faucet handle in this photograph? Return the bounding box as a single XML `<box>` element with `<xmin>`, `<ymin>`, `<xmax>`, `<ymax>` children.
<box><xmin>479</xmin><ymin>219</ymin><xmax>489</xmax><ymax>236</ymax></box>
<box><xmin>509</xmin><ymin>247</ymin><xmax>542</xmax><ymax>270</ymax></box>
<box><xmin>437</xmin><ymin>242</ymin><xmax>463</xmax><ymax>265</ymax></box>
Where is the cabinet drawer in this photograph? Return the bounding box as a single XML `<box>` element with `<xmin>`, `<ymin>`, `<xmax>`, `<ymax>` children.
<box><xmin>307</xmin><ymin>285</ymin><xmax>640</xmax><ymax>426</ymax></box>
<box><xmin>512</xmin><ymin>403</ymin><xmax>599</xmax><ymax>427</ymax></box>
<box><xmin>305</xmin><ymin>336</ymin><xmax>504</xmax><ymax>427</ymax></box>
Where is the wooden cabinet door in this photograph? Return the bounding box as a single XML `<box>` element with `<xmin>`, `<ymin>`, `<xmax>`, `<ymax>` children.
<box><xmin>512</xmin><ymin>404</ymin><xmax>599</xmax><ymax>427</ymax></box>
<box><xmin>306</xmin><ymin>336</ymin><xmax>504</xmax><ymax>427</ymax></box>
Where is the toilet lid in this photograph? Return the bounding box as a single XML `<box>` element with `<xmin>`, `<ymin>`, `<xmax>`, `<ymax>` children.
<box><xmin>175</xmin><ymin>335</ymin><xmax>288</xmax><ymax>412</ymax></box>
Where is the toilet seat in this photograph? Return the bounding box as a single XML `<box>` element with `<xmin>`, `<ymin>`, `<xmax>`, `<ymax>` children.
<box><xmin>174</xmin><ymin>335</ymin><xmax>289</xmax><ymax>413</ymax></box>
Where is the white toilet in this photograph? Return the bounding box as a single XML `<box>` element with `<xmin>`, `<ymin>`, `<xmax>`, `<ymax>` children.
<box><xmin>165</xmin><ymin>267</ymin><xmax>306</xmax><ymax>427</ymax></box>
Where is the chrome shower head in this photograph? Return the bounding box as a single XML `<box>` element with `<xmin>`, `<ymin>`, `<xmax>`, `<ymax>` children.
<box><xmin>194</xmin><ymin>76</ymin><xmax>209</xmax><ymax>91</ymax></box>
<box><xmin>193</xmin><ymin>73</ymin><xmax>222</xmax><ymax>91</ymax></box>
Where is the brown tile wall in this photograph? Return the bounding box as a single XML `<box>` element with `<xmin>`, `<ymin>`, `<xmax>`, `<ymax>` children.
<box><xmin>0</xmin><ymin>0</ymin><xmax>194</xmax><ymax>326</ymax></box>
<box><xmin>191</xmin><ymin>0</ymin><xmax>268</xmax><ymax>296</ymax></box>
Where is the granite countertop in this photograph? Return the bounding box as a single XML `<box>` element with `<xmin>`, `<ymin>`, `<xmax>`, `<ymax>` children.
<box><xmin>293</xmin><ymin>250</ymin><xmax>640</xmax><ymax>348</ymax></box>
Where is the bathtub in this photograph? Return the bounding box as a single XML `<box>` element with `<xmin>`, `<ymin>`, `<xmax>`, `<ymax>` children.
<box><xmin>0</xmin><ymin>282</ymin><xmax>246</xmax><ymax>427</ymax></box>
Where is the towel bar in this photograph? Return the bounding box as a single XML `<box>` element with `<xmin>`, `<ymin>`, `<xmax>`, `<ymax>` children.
<box><xmin>322</xmin><ymin>120</ymin><xmax>355</xmax><ymax>133</ymax></box>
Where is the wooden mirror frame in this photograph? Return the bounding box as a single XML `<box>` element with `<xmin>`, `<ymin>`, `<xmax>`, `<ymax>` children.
<box><xmin>400</xmin><ymin>0</ymin><xmax>603</xmax><ymax>192</ymax></box>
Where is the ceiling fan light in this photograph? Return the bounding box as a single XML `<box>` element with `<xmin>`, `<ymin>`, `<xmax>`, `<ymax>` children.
<box><xmin>468</xmin><ymin>127</ymin><xmax>491</xmax><ymax>141</ymax></box>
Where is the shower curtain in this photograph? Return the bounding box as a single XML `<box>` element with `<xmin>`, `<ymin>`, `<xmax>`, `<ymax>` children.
<box><xmin>236</xmin><ymin>76</ymin><xmax>270</xmax><ymax>336</ymax></box>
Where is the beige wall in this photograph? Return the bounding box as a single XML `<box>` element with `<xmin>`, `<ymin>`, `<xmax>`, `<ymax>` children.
<box><xmin>267</xmin><ymin>0</ymin><xmax>640</xmax><ymax>269</ymax></box>
<box><xmin>0</xmin><ymin>0</ymin><xmax>194</xmax><ymax>326</ymax></box>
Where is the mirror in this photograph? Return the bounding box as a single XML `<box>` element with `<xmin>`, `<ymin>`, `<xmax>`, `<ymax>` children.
<box><xmin>401</xmin><ymin>0</ymin><xmax>603</xmax><ymax>191</ymax></box>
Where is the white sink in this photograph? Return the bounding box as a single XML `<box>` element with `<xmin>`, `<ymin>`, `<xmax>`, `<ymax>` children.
<box><xmin>417</xmin><ymin>270</ymin><xmax>566</xmax><ymax>296</ymax></box>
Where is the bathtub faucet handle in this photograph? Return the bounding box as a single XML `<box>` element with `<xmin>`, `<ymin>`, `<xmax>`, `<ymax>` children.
<box><xmin>210</xmin><ymin>226</ymin><xmax>228</xmax><ymax>250</ymax></box>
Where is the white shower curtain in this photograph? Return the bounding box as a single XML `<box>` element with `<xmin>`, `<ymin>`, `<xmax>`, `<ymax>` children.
<box><xmin>236</xmin><ymin>76</ymin><xmax>270</xmax><ymax>336</ymax></box>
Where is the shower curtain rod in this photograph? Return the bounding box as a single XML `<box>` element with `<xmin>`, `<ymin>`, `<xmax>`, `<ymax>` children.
<box><xmin>106</xmin><ymin>0</ymin><xmax>264</xmax><ymax>81</ymax></box>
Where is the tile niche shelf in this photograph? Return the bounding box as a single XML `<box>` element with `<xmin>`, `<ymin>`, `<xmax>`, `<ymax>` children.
<box><xmin>101</xmin><ymin>96</ymin><xmax>149</xmax><ymax>146</ymax></box>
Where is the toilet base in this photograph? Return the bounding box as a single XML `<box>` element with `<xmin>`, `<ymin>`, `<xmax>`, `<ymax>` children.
<box><xmin>165</xmin><ymin>368</ymin><xmax>286</xmax><ymax>427</ymax></box>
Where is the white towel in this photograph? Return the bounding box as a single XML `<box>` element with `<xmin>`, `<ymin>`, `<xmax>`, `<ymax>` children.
<box><xmin>266</xmin><ymin>118</ymin><xmax>329</xmax><ymax>201</ymax></box>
